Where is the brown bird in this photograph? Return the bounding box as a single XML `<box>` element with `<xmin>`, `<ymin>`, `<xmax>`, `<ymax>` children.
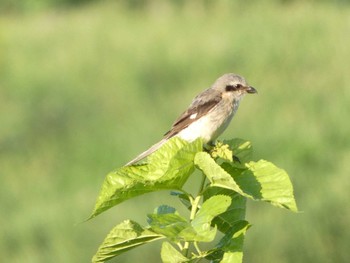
<box><xmin>126</xmin><ymin>73</ymin><xmax>257</xmax><ymax>166</ymax></box>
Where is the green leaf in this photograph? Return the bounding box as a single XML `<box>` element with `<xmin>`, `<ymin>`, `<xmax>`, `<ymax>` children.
<box><xmin>147</xmin><ymin>208</ymin><xmax>190</xmax><ymax>240</ymax></box>
<box><xmin>194</xmin><ymin>152</ymin><xmax>246</xmax><ymax>196</ymax></box>
<box><xmin>219</xmin><ymin>221</ymin><xmax>251</xmax><ymax>263</ymax></box>
<box><xmin>203</xmin><ymin>187</ymin><xmax>246</xmax><ymax>233</ymax></box>
<box><xmin>179</xmin><ymin>195</ymin><xmax>231</xmax><ymax>243</ymax></box>
<box><xmin>92</xmin><ymin>220</ymin><xmax>164</xmax><ymax>263</ymax></box>
<box><xmin>196</xmin><ymin>151</ymin><xmax>297</xmax><ymax>212</ymax></box>
<box><xmin>177</xmin><ymin>193</ymin><xmax>192</xmax><ymax>210</ymax></box>
<box><xmin>223</xmin><ymin>138</ymin><xmax>253</xmax><ymax>164</ymax></box>
<box><xmin>161</xmin><ymin>242</ymin><xmax>189</xmax><ymax>263</ymax></box>
<box><xmin>148</xmin><ymin>196</ymin><xmax>231</xmax><ymax>243</ymax></box>
<box><xmin>223</xmin><ymin>160</ymin><xmax>298</xmax><ymax>212</ymax></box>
<box><xmin>204</xmin><ymin>220</ymin><xmax>250</xmax><ymax>263</ymax></box>
<box><xmin>89</xmin><ymin>138</ymin><xmax>202</xmax><ymax>219</ymax></box>
<box><xmin>153</xmin><ymin>205</ymin><xmax>176</xmax><ymax>214</ymax></box>
<box><xmin>171</xmin><ymin>192</ymin><xmax>192</xmax><ymax>210</ymax></box>
<box><xmin>191</xmin><ymin>195</ymin><xmax>231</xmax><ymax>241</ymax></box>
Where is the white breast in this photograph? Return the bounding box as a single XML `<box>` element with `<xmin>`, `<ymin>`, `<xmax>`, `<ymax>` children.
<box><xmin>177</xmin><ymin>115</ymin><xmax>216</xmax><ymax>143</ymax></box>
<box><xmin>177</xmin><ymin>98</ymin><xmax>241</xmax><ymax>143</ymax></box>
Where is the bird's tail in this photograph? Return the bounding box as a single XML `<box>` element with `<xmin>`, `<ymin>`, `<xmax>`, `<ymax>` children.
<box><xmin>124</xmin><ymin>139</ymin><xmax>168</xmax><ymax>166</ymax></box>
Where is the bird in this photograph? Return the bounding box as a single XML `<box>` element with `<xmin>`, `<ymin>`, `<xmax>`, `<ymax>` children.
<box><xmin>125</xmin><ymin>73</ymin><xmax>257</xmax><ymax>166</ymax></box>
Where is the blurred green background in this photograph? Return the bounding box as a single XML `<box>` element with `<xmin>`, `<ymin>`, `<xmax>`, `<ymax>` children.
<box><xmin>1</xmin><ymin>0</ymin><xmax>349</xmax><ymax>262</ymax></box>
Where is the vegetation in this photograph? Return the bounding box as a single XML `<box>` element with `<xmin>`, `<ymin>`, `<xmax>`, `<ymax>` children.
<box><xmin>90</xmin><ymin>138</ymin><xmax>297</xmax><ymax>262</ymax></box>
<box><xmin>0</xmin><ymin>1</ymin><xmax>349</xmax><ymax>262</ymax></box>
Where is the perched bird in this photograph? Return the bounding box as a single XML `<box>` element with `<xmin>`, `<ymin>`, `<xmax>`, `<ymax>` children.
<box><xmin>125</xmin><ymin>73</ymin><xmax>257</xmax><ymax>166</ymax></box>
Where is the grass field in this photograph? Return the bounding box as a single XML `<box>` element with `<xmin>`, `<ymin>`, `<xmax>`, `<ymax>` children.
<box><xmin>1</xmin><ymin>1</ymin><xmax>350</xmax><ymax>262</ymax></box>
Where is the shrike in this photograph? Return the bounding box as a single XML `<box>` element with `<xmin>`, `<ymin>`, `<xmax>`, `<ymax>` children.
<box><xmin>125</xmin><ymin>73</ymin><xmax>257</xmax><ymax>166</ymax></box>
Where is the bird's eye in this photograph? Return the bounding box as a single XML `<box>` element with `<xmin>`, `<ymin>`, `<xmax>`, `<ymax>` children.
<box><xmin>226</xmin><ymin>84</ymin><xmax>243</xmax><ymax>92</ymax></box>
<box><xmin>225</xmin><ymin>84</ymin><xmax>238</xmax><ymax>91</ymax></box>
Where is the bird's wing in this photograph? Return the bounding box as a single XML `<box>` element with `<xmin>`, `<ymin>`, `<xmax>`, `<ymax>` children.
<box><xmin>125</xmin><ymin>89</ymin><xmax>221</xmax><ymax>166</ymax></box>
<box><xmin>164</xmin><ymin>88</ymin><xmax>222</xmax><ymax>139</ymax></box>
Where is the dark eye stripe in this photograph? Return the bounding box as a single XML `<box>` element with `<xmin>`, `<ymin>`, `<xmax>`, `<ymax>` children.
<box><xmin>225</xmin><ymin>84</ymin><xmax>243</xmax><ymax>92</ymax></box>
<box><xmin>225</xmin><ymin>85</ymin><xmax>236</xmax><ymax>91</ymax></box>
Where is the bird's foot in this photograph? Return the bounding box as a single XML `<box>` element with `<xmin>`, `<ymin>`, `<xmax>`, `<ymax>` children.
<box><xmin>232</xmin><ymin>155</ymin><xmax>241</xmax><ymax>164</ymax></box>
<box><xmin>204</xmin><ymin>142</ymin><xmax>215</xmax><ymax>152</ymax></box>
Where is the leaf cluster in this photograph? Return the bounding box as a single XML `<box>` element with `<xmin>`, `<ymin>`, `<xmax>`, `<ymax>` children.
<box><xmin>89</xmin><ymin>138</ymin><xmax>297</xmax><ymax>263</ymax></box>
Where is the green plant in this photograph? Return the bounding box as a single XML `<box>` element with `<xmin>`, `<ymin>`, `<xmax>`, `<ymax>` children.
<box><xmin>89</xmin><ymin>137</ymin><xmax>297</xmax><ymax>262</ymax></box>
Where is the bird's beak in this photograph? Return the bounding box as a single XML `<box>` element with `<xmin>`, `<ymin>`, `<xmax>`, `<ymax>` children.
<box><xmin>246</xmin><ymin>86</ymin><xmax>257</xmax><ymax>94</ymax></box>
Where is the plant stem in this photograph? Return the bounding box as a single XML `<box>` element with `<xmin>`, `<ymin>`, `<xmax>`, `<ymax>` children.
<box><xmin>190</xmin><ymin>196</ymin><xmax>201</xmax><ymax>220</ymax></box>
<box><xmin>176</xmin><ymin>242</ymin><xmax>183</xmax><ymax>251</ymax></box>
<box><xmin>182</xmin><ymin>173</ymin><xmax>207</xmax><ymax>257</ymax></box>
<box><xmin>194</xmin><ymin>242</ymin><xmax>201</xmax><ymax>254</ymax></box>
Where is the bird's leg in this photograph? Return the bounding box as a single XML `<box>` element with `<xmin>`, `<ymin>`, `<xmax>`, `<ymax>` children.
<box><xmin>203</xmin><ymin>141</ymin><xmax>216</xmax><ymax>152</ymax></box>
<box><xmin>232</xmin><ymin>155</ymin><xmax>241</xmax><ymax>164</ymax></box>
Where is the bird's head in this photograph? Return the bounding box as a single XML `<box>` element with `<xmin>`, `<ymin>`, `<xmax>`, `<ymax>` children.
<box><xmin>212</xmin><ymin>73</ymin><xmax>257</xmax><ymax>99</ymax></box>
